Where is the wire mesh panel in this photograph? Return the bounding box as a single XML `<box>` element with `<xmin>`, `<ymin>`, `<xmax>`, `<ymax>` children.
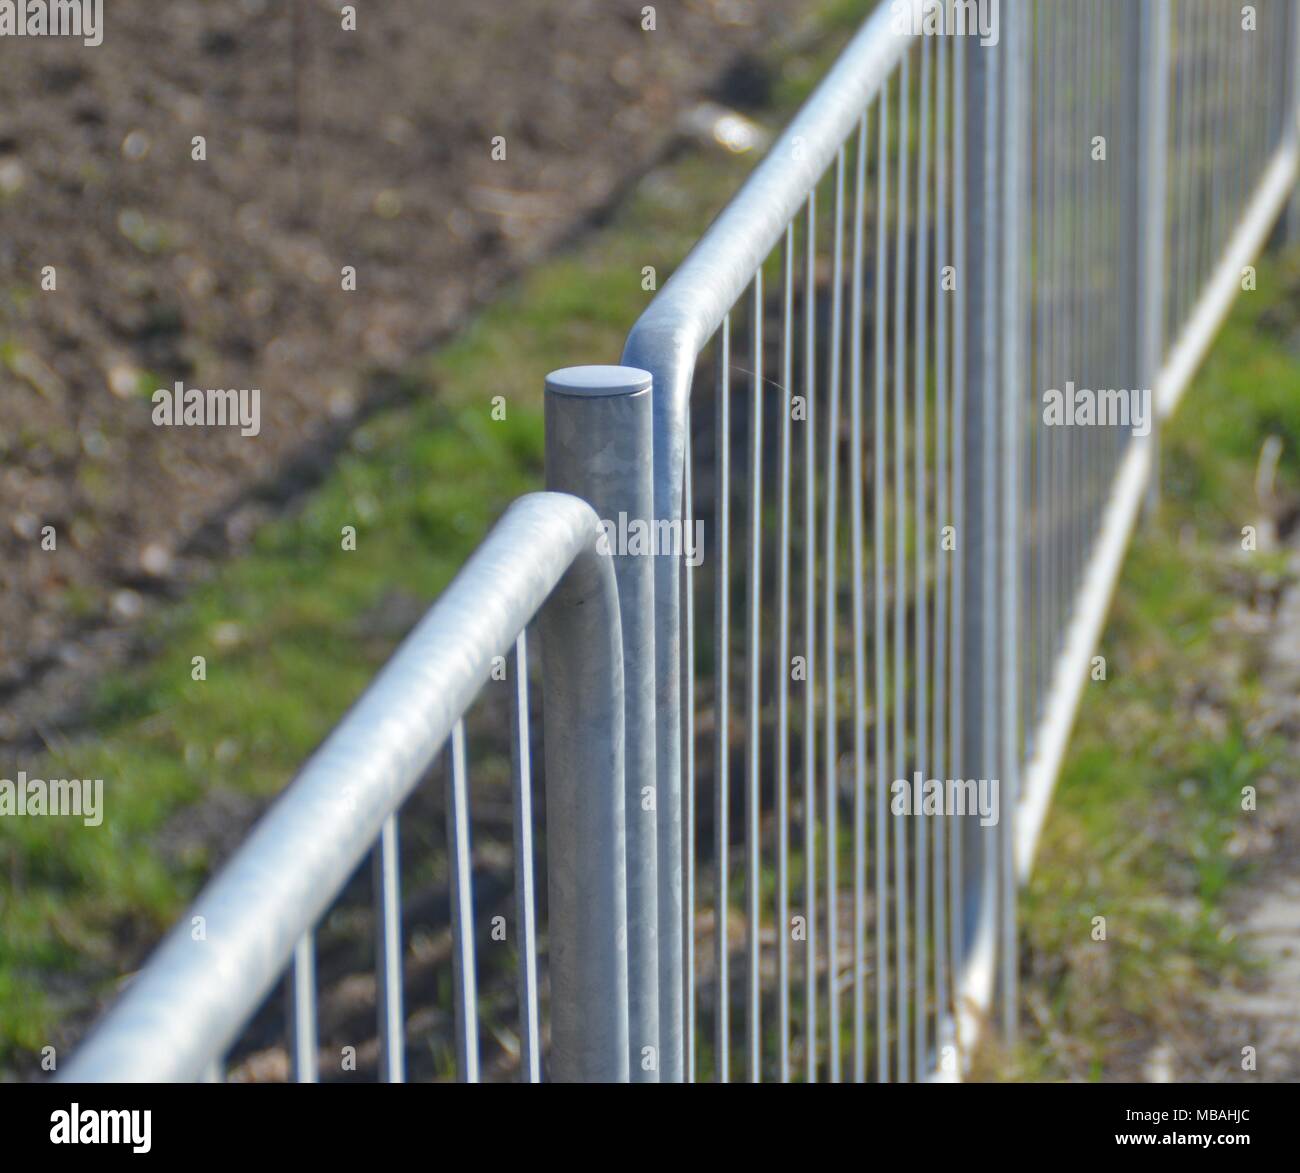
<box><xmin>669</xmin><ymin>8</ymin><xmax>967</xmax><ymax>1083</ymax></box>
<box><xmin>626</xmin><ymin>0</ymin><xmax>1300</xmax><ymax>1082</ymax></box>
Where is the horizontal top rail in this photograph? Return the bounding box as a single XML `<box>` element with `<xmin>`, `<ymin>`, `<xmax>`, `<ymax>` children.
<box><xmin>61</xmin><ymin>492</ymin><xmax>619</xmax><ymax>1082</ymax></box>
<box><xmin>622</xmin><ymin>0</ymin><xmax>918</xmax><ymax>393</ymax></box>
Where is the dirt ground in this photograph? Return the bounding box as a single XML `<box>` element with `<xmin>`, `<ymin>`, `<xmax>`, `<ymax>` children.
<box><xmin>0</xmin><ymin>0</ymin><xmax>795</xmax><ymax>759</ymax></box>
<box><xmin>1173</xmin><ymin>541</ymin><xmax>1300</xmax><ymax>1083</ymax></box>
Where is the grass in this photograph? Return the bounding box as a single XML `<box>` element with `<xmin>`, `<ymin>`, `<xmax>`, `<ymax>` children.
<box><xmin>0</xmin><ymin>1</ymin><xmax>867</xmax><ymax>1070</ymax></box>
<box><xmin>981</xmin><ymin>244</ymin><xmax>1300</xmax><ymax>1081</ymax></box>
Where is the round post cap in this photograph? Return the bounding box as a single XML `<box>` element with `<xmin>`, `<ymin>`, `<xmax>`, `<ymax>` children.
<box><xmin>545</xmin><ymin>365</ymin><xmax>653</xmax><ymax>398</ymax></box>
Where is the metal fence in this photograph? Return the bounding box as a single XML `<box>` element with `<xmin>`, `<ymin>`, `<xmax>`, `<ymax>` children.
<box><xmin>63</xmin><ymin>0</ymin><xmax>1300</xmax><ymax>1083</ymax></box>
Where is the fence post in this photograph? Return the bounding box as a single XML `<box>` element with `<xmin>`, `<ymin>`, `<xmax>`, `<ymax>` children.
<box><xmin>537</xmin><ymin>497</ymin><xmax>631</xmax><ymax>1083</ymax></box>
<box><xmin>999</xmin><ymin>0</ymin><xmax>1027</xmax><ymax>1052</ymax></box>
<box><xmin>950</xmin><ymin>12</ymin><xmax>1002</xmax><ymax>1075</ymax></box>
<box><xmin>545</xmin><ymin>366</ymin><xmax>660</xmax><ymax>1081</ymax></box>
<box><xmin>1138</xmin><ymin>0</ymin><xmax>1170</xmax><ymax>515</ymax></box>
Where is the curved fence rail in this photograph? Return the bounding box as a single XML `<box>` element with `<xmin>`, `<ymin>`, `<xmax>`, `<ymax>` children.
<box><xmin>63</xmin><ymin>0</ymin><xmax>1300</xmax><ymax>1083</ymax></box>
<box><xmin>62</xmin><ymin>490</ymin><xmax>628</xmax><ymax>1082</ymax></box>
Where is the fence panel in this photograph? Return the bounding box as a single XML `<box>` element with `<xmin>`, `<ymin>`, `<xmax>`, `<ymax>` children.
<box><xmin>62</xmin><ymin>0</ymin><xmax>1300</xmax><ymax>1083</ymax></box>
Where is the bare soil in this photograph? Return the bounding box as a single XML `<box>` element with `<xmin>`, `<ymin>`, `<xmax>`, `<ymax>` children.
<box><xmin>0</xmin><ymin>0</ymin><xmax>794</xmax><ymax>757</ymax></box>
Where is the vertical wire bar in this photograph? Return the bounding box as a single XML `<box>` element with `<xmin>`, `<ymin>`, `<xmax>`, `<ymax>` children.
<box><xmin>1197</xmin><ymin>4</ymin><xmax>1207</xmax><ymax>344</ymax></box>
<box><xmin>1032</xmin><ymin>0</ymin><xmax>1048</xmax><ymax>767</ymax></box>
<box><xmin>947</xmin><ymin>23</ymin><xmax>966</xmax><ymax>1074</ymax></box>
<box><xmin>745</xmin><ymin>272</ymin><xmax>764</xmax><ymax>1083</ymax></box>
<box><xmin>1251</xmin><ymin>7</ymin><xmax>1269</xmax><ymax>240</ymax></box>
<box><xmin>873</xmin><ymin>79</ymin><xmax>892</xmax><ymax>1085</ymax></box>
<box><xmin>1046</xmin><ymin>0</ymin><xmax>1060</xmax><ymax>676</ymax></box>
<box><xmin>892</xmin><ymin>53</ymin><xmax>911</xmax><ymax>1085</ymax></box>
<box><xmin>290</xmin><ymin>933</ymin><xmax>318</xmax><ymax>1083</ymax></box>
<box><xmin>1283</xmin><ymin>0</ymin><xmax>1299</xmax><ymax>241</ymax></box>
<box><xmin>1000</xmin><ymin>0</ymin><xmax>1027</xmax><ymax>1049</ymax></box>
<box><xmin>1081</xmin><ymin>0</ymin><xmax>1095</xmax><ymax>549</ymax></box>
<box><xmin>1059</xmin><ymin>0</ymin><xmax>1073</xmax><ymax>602</ymax></box>
<box><xmin>1123</xmin><ymin>0</ymin><xmax>1141</xmax><ymax>480</ymax></box>
<box><xmin>683</xmin><ymin>434</ymin><xmax>697</xmax><ymax>1085</ymax></box>
<box><xmin>714</xmin><ymin>318</ymin><xmax>732</xmax><ymax>1084</ymax></box>
<box><xmin>1190</xmin><ymin>0</ymin><xmax>1205</xmax><ymax>334</ymax></box>
<box><xmin>1054</xmin><ymin>0</ymin><xmax>1070</xmax><ymax>665</ymax></box>
<box><xmin>931</xmin><ymin>7</ymin><xmax>951</xmax><ymax>1070</ymax></box>
<box><xmin>1112</xmin><ymin>6</ymin><xmax>1128</xmax><ymax>496</ymax></box>
<box><xmin>1172</xmin><ymin>0</ymin><xmax>1193</xmax><ymax>342</ymax></box>
<box><xmin>979</xmin><ymin>4</ymin><xmax>1001</xmax><ymax>1074</ymax></box>
<box><xmin>508</xmin><ymin>635</ymin><xmax>540</xmax><ymax>1083</ymax></box>
<box><xmin>848</xmin><ymin>111</ymin><xmax>869</xmax><ymax>1085</ymax></box>
<box><xmin>447</xmin><ymin>719</ymin><xmax>480</xmax><ymax>1083</ymax></box>
<box><xmin>1231</xmin><ymin>3</ymin><xmax>1247</xmax><ymax>238</ymax></box>
<box><xmin>1209</xmin><ymin>3</ymin><xmax>1227</xmax><ymax>274</ymax></box>
<box><xmin>375</xmin><ymin>813</ymin><xmax>406</xmax><ymax>1083</ymax></box>
<box><xmin>775</xmin><ymin>227</ymin><xmax>795</xmax><ymax>1084</ymax></box>
<box><xmin>802</xmin><ymin>195</ymin><xmax>820</xmax><ymax>1084</ymax></box>
<box><xmin>1075</xmin><ymin>0</ymin><xmax>1093</xmax><ymax>581</ymax></box>
<box><xmin>1190</xmin><ymin>1</ymin><xmax>1209</xmax><ymax>343</ymax></box>
<box><xmin>824</xmin><ymin>146</ymin><xmax>847</xmax><ymax>1085</ymax></box>
<box><xmin>913</xmin><ymin>31</ymin><xmax>932</xmax><ymax>1076</ymax></box>
<box><xmin>1097</xmin><ymin>1</ymin><xmax>1111</xmax><ymax>511</ymax></box>
<box><xmin>1066</xmin><ymin>0</ymin><xmax>1081</xmax><ymax>600</ymax></box>
<box><xmin>1140</xmin><ymin>0</ymin><xmax>1171</xmax><ymax>523</ymax></box>
<box><xmin>1096</xmin><ymin>7</ymin><xmax>1111</xmax><ymax>528</ymax></box>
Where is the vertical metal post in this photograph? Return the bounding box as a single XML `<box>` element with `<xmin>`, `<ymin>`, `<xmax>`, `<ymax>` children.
<box><xmin>1139</xmin><ymin>0</ymin><xmax>1171</xmax><ymax>516</ymax></box>
<box><xmin>1000</xmin><ymin>0</ymin><xmax>1027</xmax><ymax>1051</ymax></box>
<box><xmin>541</xmin><ymin>366</ymin><xmax>657</xmax><ymax>1082</ymax></box>
<box><xmin>914</xmin><ymin>33</ymin><xmax>932</xmax><ymax>1077</ymax></box>
<box><xmin>545</xmin><ymin>365</ymin><xmax>657</xmax><ymax>1081</ymax></box>
<box><xmin>953</xmin><ymin>5</ymin><xmax>1000</xmax><ymax>1077</ymax></box>
<box><xmin>947</xmin><ymin>18</ymin><xmax>967</xmax><ymax>1077</ymax></box>
<box><xmin>892</xmin><ymin>55</ymin><xmax>911</xmax><ymax>1085</ymax></box>
<box><xmin>979</xmin><ymin>9</ymin><xmax>1002</xmax><ymax>1072</ymax></box>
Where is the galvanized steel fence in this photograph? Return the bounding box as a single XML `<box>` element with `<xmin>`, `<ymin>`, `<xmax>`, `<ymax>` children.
<box><xmin>64</xmin><ymin>0</ymin><xmax>1300</xmax><ymax>1083</ymax></box>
